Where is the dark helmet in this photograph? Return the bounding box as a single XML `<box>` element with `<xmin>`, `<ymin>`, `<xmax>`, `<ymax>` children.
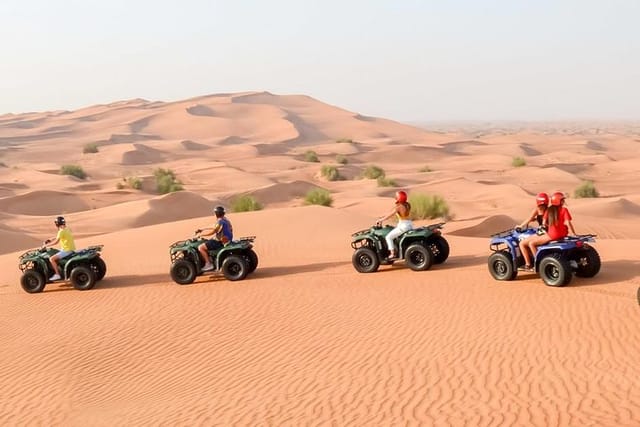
<box><xmin>54</xmin><ymin>216</ymin><xmax>66</xmax><ymax>226</ymax></box>
<box><xmin>213</xmin><ymin>206</ymin><xmax>226</xmax><ymax>217</ymax></box>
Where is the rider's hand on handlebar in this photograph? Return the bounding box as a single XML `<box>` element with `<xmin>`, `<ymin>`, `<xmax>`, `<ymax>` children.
<box><xmin>194</xmin><ymin>229</ymin><xmax>202</xmax><ymax>235</ymax></box>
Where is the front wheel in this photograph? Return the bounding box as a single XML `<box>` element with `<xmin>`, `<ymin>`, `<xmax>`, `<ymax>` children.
<box><xmin>70</xmin><ymin>265</ymin><xmax>97</xmax><ymax>291</ymax></box>
<box><xmin>352</xmin><ymin>247</ymin><xmax>380</xmax><ymax>273</ymax></box>
<box><xmin>574</xmin><ymin>247</ymin><xmax>601</xmax><ymax>278</ymax></box>
<box><xmin>21</xmin><ymin>269</ymin><xmax>46</xmax><ymax>293</ymax></box>
<box><xmin>488</xmin><ymin>251</ymin><xmax>517</xmax><ymax>281</ymax></box>
<box><xmin>539</xmin><ymin>253</ymin><xmax>572</xmax><ymax>287</ymax></box>
<box><xmin>404</xmin><ymin>244</ymin><xmax>434</xmax><ymax>271</ymax></box>
<box><xmin>170</xmin><ymin>259</ymin><xmax>197</xmax><ymax>285</ymax></box>
<box><xmin>222</xmin><ymin>255</ymin><xmax>248</xmax><ymax>281</ymax></box>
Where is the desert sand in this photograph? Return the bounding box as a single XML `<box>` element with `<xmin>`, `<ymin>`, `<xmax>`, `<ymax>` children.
<box><xmin>1</xmin><ymin>92</ymin><xmax>639</xmax><ymax>425</ymax></box>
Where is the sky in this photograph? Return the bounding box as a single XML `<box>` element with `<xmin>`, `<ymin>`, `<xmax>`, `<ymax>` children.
<box><xmin>1</xmin><ymin>0</ymin><xmax>639</xmax><ymax>121</ymax></box>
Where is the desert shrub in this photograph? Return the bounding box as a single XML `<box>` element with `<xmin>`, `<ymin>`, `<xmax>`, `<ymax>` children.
<box><xmin>304</xmin><ymin>150</ymin><xmax>319</xmax><ymax>162</ymax></box>
<box><xmin>336</xmin><ymin>154</ymin><xmax>348</xmax><ymax>165</ymax></box>
<box><xmin>336</xmin><ymin>138</ymin><xmax>354</xmax><ymax>144</ymax></box>
<box><xmin>116</xmin><ymin>182</ymin><xmax>125</xmax><ymax>190</ymax></box>
<box><xmin>512</xmin><ymin>156</ymin><xmax>526</xmax><ymax>167</ymax></box>
<box><xmin>419</xmin><ymin>165</ymin><xmax>432</xmax><ymax>172</ymax></box>
<box><xmin>231</xmin><ymin>195</ymin><xmax>263</xmax><ymax>212</ymax></box>
<box><xmin>377</xmin><ymin>177</ymin><xmax>397</xmax><ymax>187</ymax></box>
<box><xmin>574</xmin><ymin>181</ymin><xmax>599</xmax><ymax>198</ymax></box>
<box><xmin>304</xmin><ymin>188</ymin><xmax>333</xmax><ymax>207</ymax></box>
<box><xmin>153</xmin><ymin>168</ymin><xmax>183</xmax><ymax>194</ymax></box>
<box><xmin>60</xmin><ymin>164</ymin><xmax>87</xmax><ymax>179</ymax></box>
<box><xmin>321</xmin><ymin>165</ymin><xmax>341</xmax><ymax>181</ymax></box>
<box><xmin>126</xmin><ymin>176</ymin><xmax>142</xmax><ymax>190</ymax></box>
<box><xmin>362</xmin><ymin>165</ymin><xmax>385</xmax><ymax>179</ymax></box>
<box><xmin>83</xmin><ymin>143</ymin><xmax>99</xmax><ymax>154</ymax></box>
<box><xmin>409</xmin><ymin>193</ymin><xmax>450</xmax><ymax>220</ymax></box>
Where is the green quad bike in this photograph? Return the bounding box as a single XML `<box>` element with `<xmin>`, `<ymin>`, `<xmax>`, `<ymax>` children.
<box><xmin>18</xmin><ymin>245</ymin><xmax>107</xmax><ymax>293</ymax></box>
<box><xmin>169</xmin><ymin>235</ymin><xmax>258</xmax><ymax>284</ymax></box>
<box><xmin>351</xmin><ymin>222</ymin><xmax>449</xmax><ymax>273</ymax></box>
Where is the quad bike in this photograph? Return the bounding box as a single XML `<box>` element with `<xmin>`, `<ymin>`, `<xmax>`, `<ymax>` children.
<box><xmin>488</xmin><ymin>227</ymin><xmax>601</xmax><ymax>287</ymax></box>
<box><xmin>350</xmin><ymin>222</ymin><xmax>449</xmax><ymax>273</ymax></box>
<box><xmin>18</xmin><ymin>245</ymin><xmax>106</xmax><ymax>293</ymax></box>
<box><xmin>169</xmin><ymin>234</ymin><xmax>258</xmax><ymax>284</ymax></box>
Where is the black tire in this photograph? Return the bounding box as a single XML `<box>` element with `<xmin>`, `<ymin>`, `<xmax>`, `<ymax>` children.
<box><xmin>352</xmin><ymin>247</ymin><xmax>380</xmax><ymax>273</ymax></box>
<box><xmin>244</xmin><ymin>249</ymin><xmax>259</xmax><ymax>274</ymax></box>
<box><xmin>539</xmin><ymin>253</ymin><xmax>572</xmax><ymax>287</ymax></box>
<box><xmin>488</xmin><ymin>251</ymin><xmax>517</xmax><ymax>281</ymax></box>
<box><xmin>91</xmin><ymin>257</ymin><xmax>107</xmax><ymax>281</ymax></box>
<box><xmin>404</xmin><ymin>244</ymin><xmax>434</xmax><ymax>271</ymax></box>
<box><xmin>20</xmin><ymin>269</ymin><xmax>46</xmax><ymax>293</ymax></box>
<box><xmin>170</xmin><ymin>259</ymin><xmax>197</xmax><ymax>285</ymax></box>
<box><xmin>221</xmin><ymin>255</ymin><xmax>248</xmax><ymax>281</ymax></box>
<box><xmin>70</xmin><ymin>265</ymin><xmax>97</xmax><ymax>291</ymax></box>
<box><xmin>574</xmin><ymin>247</ymin><xmax>601</xmax><ymax>278</ymax></box>
<box><xmin>429</xmin><ymin>236</ymin><xmax>450</xmax><ymax>264</ymax></box>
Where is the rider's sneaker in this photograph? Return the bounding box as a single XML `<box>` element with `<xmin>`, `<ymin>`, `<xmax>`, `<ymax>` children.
<box><xmin>201</xmin><ymin>262</ymin><xmax>214</xmax><ymax>272</ymax></box>
<box><xmin>49</xmin><ymin>274</ymin><xmax>61</xmax><ymax>281</ymax></box>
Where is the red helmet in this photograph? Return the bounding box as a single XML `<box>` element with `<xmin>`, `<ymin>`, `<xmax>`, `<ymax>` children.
<box><xmin>536</xmin><ymin>192</ymin><xmax>549</xmax><ymax>206</ymax></box>
<box><xmin>550</xmin><ymin>192</ymin><xmax>565</xmax><ymax>206</ymax></box>
<box><xmin>395</xmin><ymin>190</ymin><xmax>407</xmax><ymax>203</ymax></box>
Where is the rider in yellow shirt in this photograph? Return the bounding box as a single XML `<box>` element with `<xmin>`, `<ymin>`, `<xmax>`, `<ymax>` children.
<box><xmin>43</xmin><ymin>216</ymin><xmax>76</xmax><ymax>281</ymax></box>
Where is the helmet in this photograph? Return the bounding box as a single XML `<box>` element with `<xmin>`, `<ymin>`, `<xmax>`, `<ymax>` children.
<box><xmin>550</xmin><ymin>192</ymin><xmax>565</xmax><ymax>206</ymax></box>
<box><xmin>536</xmin><ymin>192</ymin><xmax>549</xmax><ymax>206</ymax></box>
<box><xmin>395</xmin><ymin>190</ymin><xmax>408</xmax><ymax>203</ymax></box>
<box><xmin>54</xmin><ymin>216</ymin><xmax>66</xmax><ymax>226</ymax></box>
<box><xmin>213</xmin><ymin>205</ymin><xmax>225</xmax><ymax>217</ymax></box>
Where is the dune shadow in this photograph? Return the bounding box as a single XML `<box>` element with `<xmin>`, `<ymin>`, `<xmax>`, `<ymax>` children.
<box><xmin>96</xmin><ymin>273</ymin><xmax>172</xmax><ymax>289</ymax></box>
<box><xmin>437</xmin><ymin>254</ymin><xmax>486</xmax><ymax>269</ymax></box>
<box><xmin>569</xmin><ymin>259</ymin><xmax>640</xmax><ymax>287</ymax></box>
<box><xmin>253</xmin><ymin>261</ymin><xmax>349</xmax><ymax>278</ymax></box>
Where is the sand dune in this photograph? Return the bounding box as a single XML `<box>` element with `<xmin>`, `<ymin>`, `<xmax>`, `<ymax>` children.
<box><xmin>0</xmin><ymin>93</ymin><xmax>639</xmax><ymax>425</ymax></box>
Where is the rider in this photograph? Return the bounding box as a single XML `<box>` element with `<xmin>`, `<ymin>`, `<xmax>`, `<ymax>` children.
<box><xmin>378</xmin><ymin>190</ymin><xmax>413</xmax><ymax>259</ymax></box>
<box><xmin>43</xmin><ymin>216</ymin><xmax>76</xmax><ymax>281</ymax></box>
<box><xmin>518</xmin><ymin>193</ymin><xmax>549</xmax><ymax>269</ymax></box>
<box><xmin>522</xmin><ymin>192</ymin><xmax>576</xmax><ymax>270</ymax></box>
<box><xmin>197</xmin><ymin>206</ymin><xmax>233</xmax><ymax>272</ymax></box>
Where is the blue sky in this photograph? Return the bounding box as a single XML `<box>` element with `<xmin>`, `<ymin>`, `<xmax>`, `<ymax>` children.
<box><xmin>1</xmin><ymin>0</ymin><xmax>639</xmax><ymax>120</ymax></box>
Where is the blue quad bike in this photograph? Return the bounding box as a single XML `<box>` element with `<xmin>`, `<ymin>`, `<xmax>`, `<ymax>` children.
<box><xmin>487</xmin><ymin>227</ymin><xmax>601</xmax><ymax>287</ymax></box>
<box><xmin>350</xmin><ymin>222</ymin><xmax>449</xmax><ymax>272</ymax></box>
<box><xmin>18</xmin><ymin>245</ymin><xmax>107</xmax><ymax>293</ymax></box>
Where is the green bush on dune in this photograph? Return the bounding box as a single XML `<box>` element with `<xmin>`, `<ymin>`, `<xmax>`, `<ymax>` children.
<box><xmin>60</xmin><ymin>164</ymin><xmax>87</xmax><ymax>179</ymax></box>
<box><xmin>512</xmin><ymin>156</ymin><xmax>526</xmax><ymax>167</ymax></box>
<box><xmin>409</xmin><ymin>193</ymin><xmax>450</xmax><ymax>220</ymax></box>
<box><xmin>377</xmin><ymin>177</ymin><xmax>397</xmax><ymax>187</ymax></box>
<box><xmin>419</xmin><ymin>165</ymin><xmax>432</xmax><ymax>172</ymax></box>
<box><xmin>336</xmin><ymin>154</ymin><xmax>348</xmax><ymax>165</ymax></box>
<box><xmin>232</xmin><ymin>195</ymin><xmax>263</xmax><ymax>212</ymax></box>
<box><xmin>574</xmin><ymin>180</ymin><xmax>599</xmax><ymax>198</ymax></box>
<box><xmin>362</xmin><ymin>165</ymin><xmax>385</xmax><ymax>179</ymax></box>
<box><xmin>304</xmin><ymin>188</ymin><xmax>333</xmax><ymax>207</ymax></box>
<box><xmin>321</xmin><ymin>165</ymin><xmax>342</xmax><ymax>181</ymax></box>
<box><xmin>336</xmin><ymin>138</ymin><xmax>354</xmax><ymax>144</ymax></box>
<box><xmin>304</xmin><ymin>150</ymin><xmax>320</xmax><ymax>162</ymax></box>
<box><xmin>153</xmin><ymin>168</ymin><xmax>183</xmax><ymax>194</ymax></box>
<box><xmin>83</xmin><ymin>143</ymin><xmax>99</xmax><ymax>154</ymax></box>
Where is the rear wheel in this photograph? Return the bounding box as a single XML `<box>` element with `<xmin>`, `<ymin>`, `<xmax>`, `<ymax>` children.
<box><xmin>404</xmin><ymin>244</ymin><xmax>434</xmax><ymax>271</ymax></box>
<box><xmin>244</xmin><ymin>249</ymin><xmax>259</xmax><ymax>274</ymax></box>
<box><xmin>21</xmin><ymin>269</ymin><xmax>46</xmax><ymax>293</ymax></box>
<box><xmin>352</xmin><ymin>247</ymin><xmax>380</xmax><ymax>273</ymax></box>
<box><xmin>539</xmin><ymin>253</ymin><xmax>572</xmax><ymax>287</ymax></box>
<box><xmin>429</xmin><ymin>236</ymin><xmax>450</xmax><ymax>264</ymax></box>
<box><xmin>91</xmin><ymin>257</ymin><xmax>107</xmax><ymax>281</ymax></box>
<box><xmin>574</xmin><ymin>247</ymin><xmax>601</xmax><ymax>278</ymax></box>
<box><xmin>70</xmin><ymin>265</ymin><xmax>97</xmax><ymax>291</ymax></box>
<box><xmin>170</xmin><ymin>259</ymin><xmax>197</xmax><ymax>285</ymax></box>
<box><xmin>222</xmin><ymin>255</ymin><xmax>248</xmax><ymax>281</ymax></box>
<box><xmin>488</xmin><ymin>251</ymin><xmax>517</xmax><ymax>281</ymax></box>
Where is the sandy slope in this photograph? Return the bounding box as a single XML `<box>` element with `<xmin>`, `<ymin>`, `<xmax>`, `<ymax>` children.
<box><xmin>1</xmin><ymin>93</ymin><xmax>639</xmax><ymax>425</ymax></box>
